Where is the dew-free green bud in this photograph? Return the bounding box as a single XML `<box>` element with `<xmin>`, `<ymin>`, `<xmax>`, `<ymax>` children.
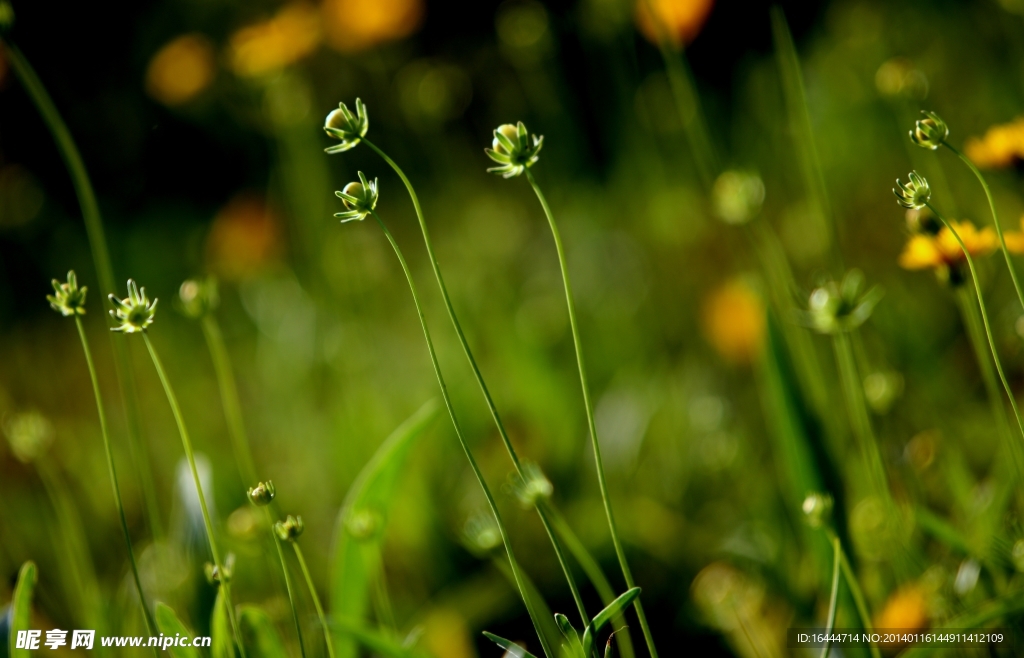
<box><xmin>324</xmin><ymin>98</ymin><xmax>369</xmax><ymax>154</ymax></box>
<box><xmin>909</xmin><ymin>111</ymin><xmax>949</xmax><ymax>150</ymax></box>
<box><xmin>712</xmin><ymin>170</ymin><xmax>765</xmax><ymax>225</ymax></box>
<box><xmin>247</xmin><ymin>480</ymin><xmax>276</xmax><ymax>506</ymax></box>
<box><xmin>274</xmin><ymin>515</ymin><xmax>304</xmax><ymax>542</ymax></box>
<box><xmin>108</xmin><ymin>279</ymin><xmax>158</xmax><ymax>333</ymax></box>
<box><xmin>485</xmin><ymin>121</ymin><xmax>544</xmax><ymax>178</ymax></box>
<box><xmin>47</xmin><ymin>270</ymin><xmax>88</xmax><ymax>317</ymax></box>
<box><xmin>461</xmin><ymin>512</ymin><xmax>501</xmax><ymax>557</ymax></box>
<box><xmin>178</xmin><ymin>277</ymin><xmax>218</xmax><ymax>319</ymax></box>
<box><xmin>803</xmin><ymin>269</ymin><xmax>882</xmax><ymax>335</ymax></box>
<box><xmin>894</xmin><ymin>171</ymin><xmax>931</xmax><ymax>210</ymax></box>
<box><xmin>508</xmin><ymin>462</ymin><xmax>553</xmax><ymax>508</ymax></box>
<box><xmin>204</xmin><ymin>554</ymin><xmax>235</xmax><ymax>586</ymax></box>
<box><xmin>801</xmin><ymin>492</ymin><xmax>833</xmax><ymax>528</ymax></box>
<box><xmin>334</xmin><ymin>171</ymin><xmax>379</xmax><ymax>223</ymax></box>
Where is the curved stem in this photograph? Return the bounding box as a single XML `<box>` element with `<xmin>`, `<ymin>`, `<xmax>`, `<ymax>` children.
<box><xmin>943</xmin><ymin>142</ymin><xmax>1024</xmax><ymax>313</ymax></box>
<box><xmin>818</xmin><ymin>536</ymin><xmax>841</xmax><ymax>658</ymax></box>
<box><xmin>362</xmin><ymin>138</ymin><xmax>592</xmax><ymax>629</ymax></box>
<box><xmin>524</xmin><ymin>169</ymin><xmax>657</xmax><ymax>657</ymax></box>
<box><xmin>293</xmin><ymin>543</ymin><xmax>336</xmax><ymax>658</ymax></box>
<box><xmin>201</xmin><ymin>315</ymin><xmax>259</xmax><ymax>486</ymax></box>
<box><xmin>3</xmin><ymin>40</ymin><xmax>163</xmax><ymax>539</ymax></box>
<box><xmin>927</xmin><ymin>204</ymin><xmax>1024</xmax><ymax>451</ymax></box>
<box><xmin>141</xmin><ymin>333</ymin><xmax>247</xmax><ymax>658</ymax></box>
<box><xmin>369</xmin><ymin>209</ymin><xmax>554</xmax><ymax>658</ymax></box>
<box><xmin>825</xmin><ymin>530</ymin><xmax>879</xmax><ymax>658</ymax></box>
<box><xmin>265</xmin><ymin>509</ymin><xmax>305</xmax><ymax>658</ymax></box>
<box><xmin>75</xmin><ymin>317</ymin><xmax>157</xmax><ymax>638</ymax></box>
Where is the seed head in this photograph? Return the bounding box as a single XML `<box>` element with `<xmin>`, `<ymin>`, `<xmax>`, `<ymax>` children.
<box><xmin>334</xmin><ymin>171</ymin><xmax>379</xmax><ymax>223</ymax></box>
<box><xmin>894</xmin><ymin>171</ymin><xmax>931</xmax><ymax>210</ymax></box>
<box><xmin>274</xmin><ymin>514</ymin><xmax>304</xmax><ymax>542</ymax></box>
<box><xmin>909</xmin><ymin>111</ymin><xmax>949</xmax><ymax>150</ymax></box>
<box><xmin>712</xmin><ymin>170</ymin><xmax>765</xmax><ymax>225</ymax></box>
<box><xmin>485</xmin><ymin>121</ymin><xmax>544</xmax><ymax>178</ymax></box>
<box><xmin>324</xmin><ymin>98</ymin><xmax>369</xmax><ymax>154</ymax></box>
<box><xmin>247</xmin><ymin>480</ymin><xmax>276</xmax><ymax>506</ymax></box>
<box><xmin>802</xmin><ymin>269</ymin><xmax>883</xmax><ymax>335</ymax></box>
<box><xmin>178</xmin><ymin>277</ymin><xmax>219</xmax><ymax>319</ymax></box>
<box><xmin>802</xmin><ymin>492</ymin><xmax>833</xmax><ymax>528</ymax></box>
<box><xmin>47</xmin><ymin>270</ymin><xmax>88</xmax><ymax>317</ymax></box>
<box><xmin>108</xmin><ymin>280</ymin><xmax>158</xmax><ymax>333</ymax></box>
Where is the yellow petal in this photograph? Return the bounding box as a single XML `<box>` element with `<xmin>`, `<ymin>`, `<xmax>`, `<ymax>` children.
<box><xmin>899</xmin><ymin>235</ymin><xmax>942</xmax><ymax>270</ymax></box>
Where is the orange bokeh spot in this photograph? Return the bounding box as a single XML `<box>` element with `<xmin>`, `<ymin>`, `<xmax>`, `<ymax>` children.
<box><xmin>145</xmin><ymin>34</ymin><xmax>216</xmax><ymax>106</ymax></box>
<box><xmin>228</xmin><ymin>3</ymin><xmax>322</xmax><ymax>78</ymax></box>
<box><xmin>635</xmin><ymin>0</ymin><xmax>715</xmax><ymax>47</ymax></box>
<box><xmin>206</xmin><ymin>193</ymin><xmax>284</xmax><ymax>280</ymax></box>
<box><xmin>701</xmin><ymin>279</ymin><xmax>765</xmax><ymax>365</ymax></box>
<box><xmin>321</xmin><ymin>0</ymin><xmax>424</xmax><ymax>53</ymax></box>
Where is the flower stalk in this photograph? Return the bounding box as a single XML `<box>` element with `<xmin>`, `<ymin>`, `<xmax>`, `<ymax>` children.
<box><xmin>291</xmin><ymin>541</ymin><xmax>336</xmax><ymax>658</ymax></box>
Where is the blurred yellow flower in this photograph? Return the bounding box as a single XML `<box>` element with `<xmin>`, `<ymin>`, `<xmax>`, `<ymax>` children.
<box><xmin>701</xmin><ymin>279</ymin><xmax>765</xmax><ymax>364</ymax></box>
<box><xmin>964</xmin><ymin>117</ymin><xmax>1024</xmax><ymax>169</ymax></box>
<box><xmin>228</xmin><ymin>4</ymin><xmax>321</xmax><ymax>78</ymax></box>
<box><xmin>1000</xmin><ymin>215</ymin><xmax>1024</xmax><ymax>254</ymax></box>
<box><xmin>899</xmin><ymin>220</ymin><xmax>997</xmax><ymax>271</ymax></box>
<box><xmin>322</xmin><ymin>0</ymin><xmax>424</xmax><ymax>53</ymax></box>
<box><xmin>875</xmin><ymin>585</ymin><xmax>929</xmax><ymax>632</ymax></box>
<box><xmin>635</xmin><ymin>0</ymin><xmax>715</xmax><ymax>46</ymax></box>
<box><xmin>205</xmin><ymin>193</ymin><xmax>283</xmax><ymax>280</ymax></box>
<box><xmin>145</xmin><ymin>34</ymin><xmax>216</xmax><ymax>106</ymax></box>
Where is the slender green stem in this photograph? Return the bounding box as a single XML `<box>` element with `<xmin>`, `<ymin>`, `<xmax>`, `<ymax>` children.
<box><xmin>201</xmin><ymin>314</ymin><xmax>259</xmax><ymax>485</ymax></box>
<box><xmin>928</xmin><ymin>204</ymin><xmax>1024</xmax><ymax>450</ymax></box>
<box><xmin>265</xmin><ymin>509</ymin><xmax>305</xmax><ymax>658</ymax></box>
<box><xmin>3</xmin><ymin>40</ymin><xmax>163</xmax><ymax>539</ymax></box>
<box><xmin>818</xmin><ymin>536</ymin><xmax>841</xmax><ymax>658</ymax></box>
<box><xmin>141</xmin><ymin>333</ymin><xmax>247</xmax><ymax>658</ymax></box>
<box><xmin>368</xmin><ymin>209</ymin><xmax>554</xmax><ymax>658</ymax></box>
<box><xmin>368</xmin><ymin>548</ymin><xmax>398</xmax><ymax>635</ymax></box>
<box><xmin>823</xmin><ymin>530</ymin><xmax>878</xmax><ymax>658</ymax></box>
<box><xmin>524</xmin><ymin>169</ymin><xmax>657</xmax><ymax>657</ymax></box>
<box><xmin>75</xmin><ymin>317</ymin><xmax>157</xmax><ymax>638</ymax></box>
<box><xmin>362</xmin><ymin>138</ymin><xmax>592</xmax><ymax>630</ymax></box>
<box><xmin>943</xmin><ymin>141</ymin><xmax>1024</xmax><ymax>313</ymax></box>
<box><xmin>292</xmin><ymin>543</ymin><xmax>336</xmax><ymax>658</ymax></box>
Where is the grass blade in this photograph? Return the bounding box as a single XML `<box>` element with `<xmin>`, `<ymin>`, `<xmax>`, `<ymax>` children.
<box><xmin>211</xmin><ymin>588</ymin><xmax>234</xmax><ymax>658</ymax></box>
<box><xmin>238</xmin><ymin>605</ymin><xmax>287</xmax><ymax>658</ymax></box>
<box><xmin>9</xmin><ymin>561</ymin><xmax>37</xmax><ymax>658</ymax></box>
<box><xmin>154</xmin><ymin>602</ymin><xmax>201</xmax><ymax>658</ymax></box>
<box><xmin>482</xmin><ymin>631</ymin><xmax>540</xmax><ymax>658</ymax></box>
<box><xmin>331</xmin><ymin>616</ymin><xmax>431</xmax><ymax>658</ymax></box>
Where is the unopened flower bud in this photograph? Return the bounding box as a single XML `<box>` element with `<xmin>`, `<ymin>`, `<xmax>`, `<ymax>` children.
<box><xmin>204</xmin><ymin>554</ymin><xmax>235</xmax><ymax>586</ymax></box>
<box><xmin>801</xmin><ymin>492</ymin><xmax>833</xmax><ymax>528</ymax></box>
<box><xmin>485</xmin><ymin>121</ymin><xmax>544</xmax><ymax>178</ymax></box>
<box><xmin>108</xmin><ymin>279</ymin><xmax>158</xmax><ymax>333</ymax></box>
<box><xmin>334</xmin><ymin>171</ymin><xmax>379</xmax><ymax>223</ymax></box>
<box><xmin>47</xmin><ymin>270</ymin><xmax>88</xmax><ymax>317</ymax></box>
<box><xmin>324</xmin><ymin>99</ymin><xmax>369</xmax><ymax>154</ymax></box>
<box><xmin>507</xmin><ymin>462</ymin><xmax>553</xmax><ymax>508</ymax></box>
<box><xmin>909</xmin><ymin>111</ymin><xmax>949</xmax><ymax>150</ymax></box>
<box><xmin>894</xmin><ymin>171</ymin><xmax>931</xmax><ymax>210</ymax></box>
<box><xmin>274</xmin><ymin>515</ymin><xmax>304</xmax><ymax>542</ymax></box>
<box><xmin>247</xmin><ymin>480</ymin><xmax>276</xmax><ymax>506</ymax></box>
<box><xmin>178</xmin><ymin>277</ymin><xmax>219</xmax><ymax>319</ymax></box>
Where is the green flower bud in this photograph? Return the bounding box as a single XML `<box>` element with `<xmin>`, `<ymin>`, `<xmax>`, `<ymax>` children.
<box><xmin>334</xmin><ymin>171</ymin><xmax>379</xmax><ymax>223</ymax></box>
<box><xmin>3</xmin><ymin>411</ymin><xmax>54</xmax><ymax>463</ymax></box>
<box><xmin>461</xmin><ymin>512</ymin><xmax>501</xmax><ymax>557</ymax></box>
<box><xmin>893</xmin><ymin>171</ymin><xmax>931</xmax><ymax>210</ymax></box>
<box><xmin>204</xmin><ymin>553</ymin><xmax>235</xmax><ymax>586</ymax></box>
<box><xmin>324</xmin><ymin>98</ymin><xmax>368</xmax><ymax>154</ymax></box>
<box><xmin>177</xmin><ymin>277</ymin><xmax>218</xmax><ymax>319</ymax></box>
<box><xmin>712</xmin><ymin>170</ymin><xmax>765</xmax><ymax>225</ymax></box>
<box><xmin>909</xmin><ymin>111</ymin><xmax>949</xmax><ymax>150</ymax></box>
<box><xmin>47</xmin><ymin>270</ymin><xmax>88</xmax><ymax>317</ymax></box>
<box><xmin>108</xmin><ymin>279</ymin><xmax>158</xmax><ymax>333</ymax></box>
<box><xmin>507</xmin><ymin>462</ymin><xmax>553</xmax><ymax>508</ymax></box>
<box><xmin>247</xmin><ymin>480</ymin><xmax>276</xmax><ymax>506</ymax></box>
<box><xmin>274</xmin><ymin>515</ymin><xmax>304</xmax><ymax>542</ymax></box>
<box><xmin>802</xmin><ymin>270</ymin><xmax>883</xmax><ymax>335</ymax></box>
<box><xmin>485</xmin><ymin>121</ymin><xmax>544</xmax><ymax>178</ymax></box>
<box><xmin>801</xmin><ymin>492</ymin><xmax>833</xmax><ymax>528</ymax></box>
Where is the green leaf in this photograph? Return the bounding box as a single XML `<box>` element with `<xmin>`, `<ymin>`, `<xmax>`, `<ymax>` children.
<box><xmin>482</xmin><ymin>631</ymin><xmax>539</xmax><ymax>658</ymax></box>
<box><xmin>554</xmin><ymin>613</ymin><xmax>584</xmax><ymax>658</ymax></box>
<box><xmin>582</xmin><ymin>588</ymin><xmax>641</xmax><ymax>657</ymax></box>
<box><xmin>211</xmin><ymin>588</ymin><xmax>233</xmax><ymax>658</ymax></box>
<box><xmin>331</xmin><ymin>616</ymin><xmax>431</xmax><ymax>658</ymax></box>
<box><xmin>9</xmin><ymin>561</ymin><xmax>37</xmax><ymax>658</ymax></box>
<box><xmin>238</xmin><ymin>605</ymin><xmax>286</xmax><ymax>658</ymax></box>
<box><xmin>154</xmin><ymin>602</ymin><xmax>201</xmax><ymax>658</ymax></box>
<box><xmin>330</xmin><ymin>400</ymin><xmax>439</xmax><ymax>658</ymax></box>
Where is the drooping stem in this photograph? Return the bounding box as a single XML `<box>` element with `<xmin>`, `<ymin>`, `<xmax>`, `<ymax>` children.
<box><xmin>3</xmin><ymin>40</ymin><xmax>163</xmax><ymax>539</ymax></box>
<box><xmin>265</xmin><ymin>510</ymin><xmax>305</xmax><ymax>658</ymax></box>
<box><xmin>75</xmin><ymin>316</ymin><xmax>157</xmax><ymax>637</ymax></box>
<box><xmin>928</xmin><ymin>204</ymin><xmax>1024</xmax><ymax>451</ymax></box>
<box><xmin>362</xmin><ymin>138</ymin><xmax>592</xmax><ymax>630</ymax></box>
<box><xmin>943</xmin><ymin>141</ymin><xmax>1024</xmax><ymax>314</ymax></box>
<box><xmin>292</xmin><ymin>543</ymin><xmax>337</xmax><ymax>658</ymax></box>
<box><xmin>818</xmin><ymin>535</ymin><xmax>841</xmax><ymax>658</ymax></box>
<box><xmin>141</xmin><ymin>333</ymin><xmax>247</xmax><ymax>658</ymax></box>
<box><xmin>524</xmin><ymin>169</ymin><xmax>657</xmax><ymax>657</ymax></box>
<box><xmin>201</xmin><ymin>314</ymin><xmax>259</xmax><ymax>486</ymax></box>
<box><xmin>369</xmin><ymin>210</ymin><xmax>554</xmax><ymax>658</ymax></box>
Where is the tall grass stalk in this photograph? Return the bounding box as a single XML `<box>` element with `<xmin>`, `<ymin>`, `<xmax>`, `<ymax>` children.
<box><xmin>265</xmin><ymin>509</ymin><xmax>306</xmax><ymax>658</ymax></box>
<box><xmin>524</xmin><ymin>169</ymin><xmax>658</xmax><ymax>657</ymax></box>
<box><xmin>3</xmin><ymin>41</ymin><xmax>162</xmax><ymax>538</ymax></box>
<box><xmin>141</xmin><ymin>333</ymin><xmax>247</xmax><ymax>658</ymax></box>
<box><xmin>292</xmin><ymin>542</ymin><xmax>337</xmax><ymax>658</ymax></box>
<box><xmin>362</xmin><ymin>138</ymin><xmax>593</xmax><ymax>630</ymax></box>
<box><xmin>818</xmin><ymin>536</ymin><xmax>841</xmax><ymax>658</ymax></box>
<box><xmin>74</xmin><ymin>316</ymin><xmax>157</xmax><ymax>637</ymax></box>
<box><xmin>368</xmin><ymin>208</ymin><xmax>554</xmax><ymax>658</ymax></box>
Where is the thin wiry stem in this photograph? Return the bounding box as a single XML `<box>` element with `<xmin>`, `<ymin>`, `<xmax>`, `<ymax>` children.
<box><xmin>369</xmin><ymin>209</ymin><xmax>554</xmax><ymax>657</ymax></box>
<box><xmin>362</xmin><ymin>138</ymin><xmax>592</xmax><ymax>630</ymax></box>
<box><xmin>141</xmin><ymin>333</ymin><xmax>247</xmax><ymax>658</ymax></box>
<box><xmin>819</xmin><ymin>535</ymin><xmax>841</xmax><ymax>658</ymax></box>
<box><xmin>3</xmin><ymin>40</ymin><xmax>162</xmax><ymax>539</ymax></box>
<box><xmin>823</xmin><ymin>529</ymin><xmax>880</xmax><ymax>658</ymax></box>
<box><xmin>292</xmin><ymin>543</ymin><xmax>337</xmax><ymax>658</ymax></box>
<box><xmin>265</xmin><ymin>509</ymin><xmax>305</xmax><ymax>658</ymax></box>
<box><xmin>524</xmin><ymin>169</ymin><xmax>658</xmax><ymax>657</ymax></box>
<box><xmin>75</xmin><ymin>316</ymin><xmax>157</xmax><ymax>639</ymax></box>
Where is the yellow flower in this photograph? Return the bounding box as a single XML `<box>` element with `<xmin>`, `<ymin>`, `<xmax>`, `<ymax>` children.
<box><xmin>898</xmin><ymin>220</ymin><xmax>997</xmax><ymax>271</ymax></box>
<box><xmin>876</xmin><ymin>586</ymin><xmax>929</xmax><ymax>632</ymax></box>
<box><xmin>964</xmin><ymin>117</ymin><xmax>1024</xmax><ymax>169</ymax></box>
<box><xmin>321</xmin><ymin>0</ymin><xmax>424</xmax><ymax>54</ymax></box>
<box><xmin>145</xmin><ymin>34</ymin><xmax>216</xmax><ymax>106</ymax></box>
<box><xmin>635</xmin><ymin>0</ymin><xmax>715</xmax><ymax>47</ymax></box>
<box><xmin>1001</xmin><ymin>215</ymin><xmax>1024</xmax><ymax>254</ymax></box>
<box><xmin>701</xmin><ymin>279</ymin><xmax>765</xmax><ymax>364</ymax></box>
<box><xmin>227</xmin><ymin>3</ymin><xmax>321</xmax><ymax>78</ymax></box>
